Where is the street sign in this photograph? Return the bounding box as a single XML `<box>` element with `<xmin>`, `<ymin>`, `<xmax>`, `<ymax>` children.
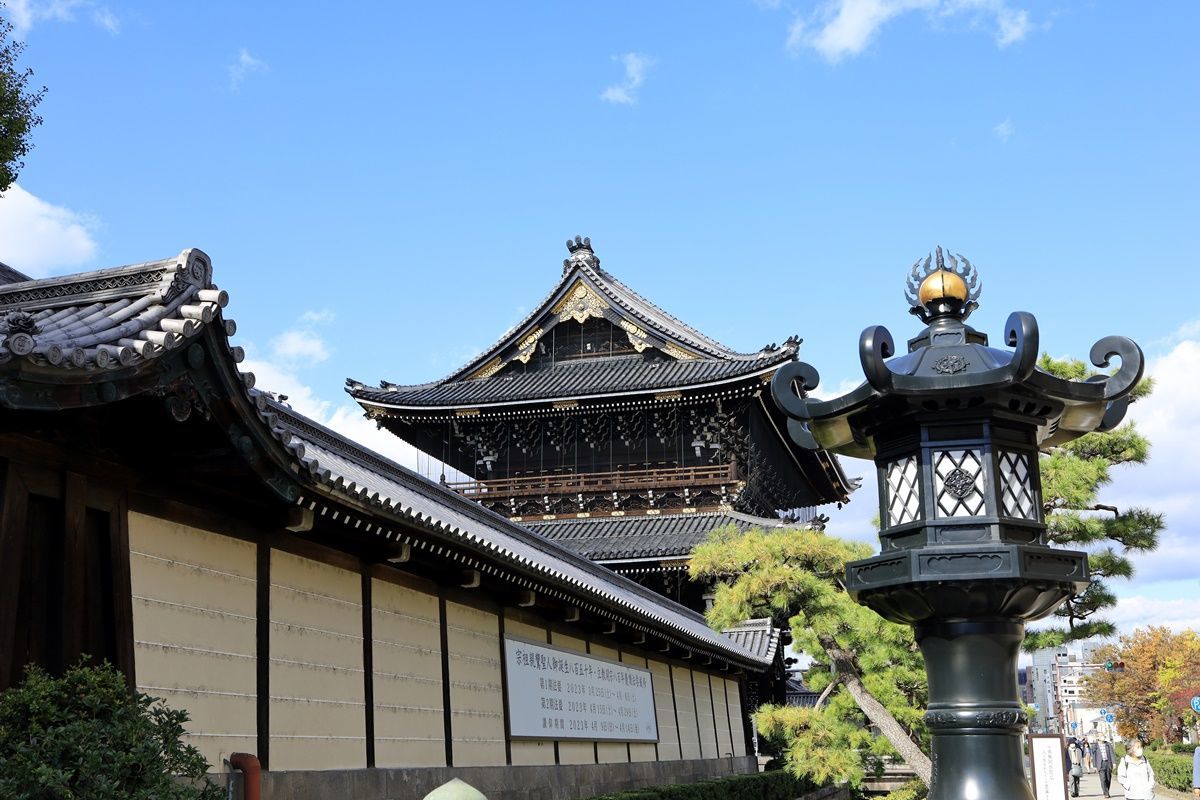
<box><xmin>1070</xmin><ymin>722</ymin><xmax>1078</xmax><ymax>730</ymax></box>
<box><xmin>1190</xmin><ymin>696</ymin><xmax>1200</xmax><ymax>714</ymax></box>
<box><xmin>1105</xmin><ymin>714</ymin><xmax>1115</xmax><ymax>723</ymax></box>
<box><xmin>1099</xmin><ymin>708</ymin><xmax>1107</xmax><ymax>716</ymax></box>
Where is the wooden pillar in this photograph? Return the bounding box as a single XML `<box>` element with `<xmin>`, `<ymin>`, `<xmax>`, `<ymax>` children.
<box><xmin>0</xmin><ymin>462</ymin><xmax>28</xmax><ymax>690</ymax></box>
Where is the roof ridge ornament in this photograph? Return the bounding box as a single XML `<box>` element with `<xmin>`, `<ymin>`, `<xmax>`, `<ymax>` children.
<box><xmin>904</xmin><ymin>246</ymin><xmax>982</xmax><ymax>323</ymax></box>
<box><xmin>563</xmin><ymin>235</ymin><xmax>600</xmax><ymax>273</ymax></box>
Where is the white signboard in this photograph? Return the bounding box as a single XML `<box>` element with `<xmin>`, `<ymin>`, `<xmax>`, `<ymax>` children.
<box><xmin>1029</xmin><ymin>734</ymin><xmax>1069</xmax><ymax>800</ymax></box>
<box><xmin>504</xmin><ymin>637</ymin><xmax>658</xmax><ymax>742</ymax></box>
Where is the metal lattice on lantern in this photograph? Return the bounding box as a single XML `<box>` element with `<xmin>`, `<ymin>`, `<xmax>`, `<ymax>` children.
<box><xmin>771</xmin><ymin>248</ymin><xmax>1143</xmax><ymax>800</ymax></box>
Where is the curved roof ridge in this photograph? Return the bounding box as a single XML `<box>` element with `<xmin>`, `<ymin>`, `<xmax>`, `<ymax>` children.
<box><xmin>351</xmin><ymin>240</ymin><xmax>800</xmax><ymax>395</ymax></box>
<box><xmin>586</xmin><ymin>264</ymin><xmax>741</xmax><ymax>358</ymax></box>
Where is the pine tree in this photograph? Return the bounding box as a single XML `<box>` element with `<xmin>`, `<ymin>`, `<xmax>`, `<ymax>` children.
<box><xmin>1023</xmin><ymin>354</ymin><xmax>1160</xmax><ymax>650</ymax></box>
<box><xmin>691</xmin><ymin>528</ymin><xmax>933</xmax><ymax>793</ymax></box>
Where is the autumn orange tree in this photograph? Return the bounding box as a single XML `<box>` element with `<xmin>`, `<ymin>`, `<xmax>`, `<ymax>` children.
<box><xmin>1085</xmin><ymin>626</ymin><xmax>1200</xmax><ymax>742</ymax></box>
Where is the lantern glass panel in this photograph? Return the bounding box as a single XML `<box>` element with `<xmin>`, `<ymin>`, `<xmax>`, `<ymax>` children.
<box><xmin>932</xmin><ymin>449</ymin><xmax>986</xmax><ymax>518</ymax></box>
<box><xmin>885</xmin><ymin>455</ymin><xmax>922</xmax><ymax>527</ymax></box>
<box><xmin>998</xmin><ymin>450</ymin><xmax>1038</xmax><ymax>521</ymax></box>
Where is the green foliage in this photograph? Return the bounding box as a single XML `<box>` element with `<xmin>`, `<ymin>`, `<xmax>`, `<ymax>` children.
<box><xmin>1024</xmin><ymin>355</ymin><xmax>1162</xmax><ymax>652</ymax></box>
<box><xmin>1144</xmin><ymin>751</ymin><xmax>1195</xmax><ymax>792</ymax></box>
<box><xmin>874</xmin><ymin>778</ymin><xmax>929</xmax><ymax>800</ymax></box>
<box><xmin>0</xmin><ymin>660</ymin><xmax>223</xmax><ymax>800</ymax></box>
<box><xmin>582</xmin><ymin>769</ymin><xmax>814</xmax><ymax>800</ymax></box>
<box><xmin>0</xmin><ymin>11</ymin><xmax>46</xmax><ymax>192</ymax></box>
<box><xmin>692</xmin><ymin>526</ymin><xmax>928</xmax><ymax>787</ymax></box>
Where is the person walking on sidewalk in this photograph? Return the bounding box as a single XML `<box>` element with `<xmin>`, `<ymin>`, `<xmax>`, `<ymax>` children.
<box><xmin>1191</xmin><ymin>742</ymin><xmax>1199</xmax><ymax>798</ymax></box>
<box><xmin>1118</xmin><ymin>739</ymin><xmax>1156</xmax><ymax>800</ymax></box>
<box><xmin>1068</xmin><ymin>737</ymin><xmax>1085</xmax><ymax>797</ymax></box>
<box><xmin>1095</xmin><ymin>737</ymin><xmax>1116</xmax><ymax>798</ymax></box>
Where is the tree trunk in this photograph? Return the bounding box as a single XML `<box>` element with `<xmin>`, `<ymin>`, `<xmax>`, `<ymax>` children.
<box><xmin>818</xmin><ymin>633</ymin><xmax>933</xmax><ymax>787</ymax></box>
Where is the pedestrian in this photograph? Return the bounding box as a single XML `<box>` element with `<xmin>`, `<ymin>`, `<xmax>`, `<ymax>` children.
<box><xmin>1191</xmin><ymin>741</ymin><xmax>1199</xmax><ymax>799</ymax></box>
<box><xmin>1067</xmin><ymin>737</ymin><xmax>1085</xmax><ymax>798</ymax></box>
<box><xmin>1117</xmin><ymin>738</ymin><xmax>1156</xmax><ymax>800</ymax></box>
<box><xmin>1095</xmin><ymin>736</ymin><xmax>1116</xmax><ymax>798</ymax></box>
<box><xmin>1084</xmin><ymin>736</ymin><xmax>1095</xmax><ymax>773</ymax></box>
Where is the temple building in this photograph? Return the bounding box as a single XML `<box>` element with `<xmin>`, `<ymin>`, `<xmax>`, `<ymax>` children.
<box><xmin>348</xmin><ymin>237</ymin><xmax>854</xmax><ymax>611</ymax></box>
<box><xmin>0</xmin><ymin>249</ymin><xmax>778</xmax><ymax>799</ymax></box>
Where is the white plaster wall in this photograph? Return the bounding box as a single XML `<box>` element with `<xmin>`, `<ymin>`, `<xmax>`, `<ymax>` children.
<box><xmin>372</xmin><ymin>577</ymin><xmax>444</xmax><ymax>767</ymax></box>
<box><xmin>269</xmin><ymin>550</ymin><xmax>365</xmax><ymax>771</ymax></box>
<box><xmin>128</xmin><ymin>513</ymin><xmax>257</xmax><ymax>772</ymax></box>
<box><xmin>445</xmin><ymin>599</ymin><xmax>505</xmax><ymax>766</ymax></box>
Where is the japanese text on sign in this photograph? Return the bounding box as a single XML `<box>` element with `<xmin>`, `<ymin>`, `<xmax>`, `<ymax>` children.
<box><xmin>504</xmin><ymin>637</ymin><xmax>658</xmax><ymax>742</ymax></box>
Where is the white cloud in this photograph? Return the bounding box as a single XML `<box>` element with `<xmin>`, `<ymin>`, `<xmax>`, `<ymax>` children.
<box><xmin>229</xmin><ymin>48</ymin><xmax>268</xmax><ymax>90</ymax></box>
<box><xmin>1105</xmin><ymin>596</ymin><xmax>1200</xmax><ymax>635</ymax></box>
<box><xmin>1105</xmin><ymin>332</ymin><xmax>1200</xmax><ymax>588</ymax></box>
<box><xmin>270</xmin><ymin>329</ymin><xmax>329</xmax><ymax>365</ymax></box>
<box><xmin>239</xmin><ymin>355</ymin><xmax>423</xmax><ymax>471</ymax></box>
<box><xmin>601</xmin><ymin>53</ymin><xmax>654</xmax><ymax>105</ymax></box>
<box><xmin>0</xmin><ymin>184</ymin><xmax>98</xmax><ymax>277</ymax></box>
<box><xmin>3</xmin><ymin>0</ymin><xmax>118</xmax><ymax>37</ymax></box>
<box><xmin>780</xmin><ymin>0</ymin><xmax>1033</xmax><ymax>62</ymax></box>
<box><xmin>300</xmin><ymin>309</ymin><xmax>336</xmax><ymax>325</ymax></box>
<box><xmin>993</xmin><ymin>117</ymin><xmax>1015</xmax><ymax>142</ymax></box>
<box><xmin>92</xmin><ymin>5</ymin><xmax>118</xmax><ymax>34</ymax></box>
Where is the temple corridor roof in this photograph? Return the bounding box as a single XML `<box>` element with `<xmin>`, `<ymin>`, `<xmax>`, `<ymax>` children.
<box><xmin>526</xmin><ymin>509</ymin><xmax>824</xmax><ymax>563</ymax></box>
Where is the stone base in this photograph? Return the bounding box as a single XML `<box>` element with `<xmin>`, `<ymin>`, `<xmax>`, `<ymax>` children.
<box><xmin>213</xmin><ymin>756</ymin><xmax>758</xmax><ymax>800</ymax></box>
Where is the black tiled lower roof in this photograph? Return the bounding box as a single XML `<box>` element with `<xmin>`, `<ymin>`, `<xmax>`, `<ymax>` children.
<box><xmin>722</xmin><ymin>618</ymin><xmax>782</xmax><ymax>662</ymax></box>
<box><xmin>525</xmin><ymin>509</ymin><xmax>817</xmax><ymax>562</ymax></box>
<box><xmin>352</xmin><ymin>351</ymin><xmax>788</xmax><ymax>409</ymax></box>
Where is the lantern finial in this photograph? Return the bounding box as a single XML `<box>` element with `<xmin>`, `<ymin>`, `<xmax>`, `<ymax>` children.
<box><xmin>905</xmin><ymin>247</ymin><xmax>982</xmax><ymax>322</ymax></box>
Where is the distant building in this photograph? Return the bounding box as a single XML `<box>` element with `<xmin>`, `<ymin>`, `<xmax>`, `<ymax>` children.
<box><xmin>1018</xmin><ymin>667</ymin><xmax>1035</xmax><ymax>707</ymax></box>
<box><xmin>1027</xmin><ymin>644</ymin><xmax>1112</xmax><ymax>738</ymax></box>
<box><xmin>347</xmin><ymin>237</ymin><xmax>854</xmax><ymax>614</ymax></box>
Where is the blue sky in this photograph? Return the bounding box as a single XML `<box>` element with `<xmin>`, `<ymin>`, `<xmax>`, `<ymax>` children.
<box><xmin>1</xmin><ymin>0</ymin><xmax>1197</xmax><ymax>636</ymax></box>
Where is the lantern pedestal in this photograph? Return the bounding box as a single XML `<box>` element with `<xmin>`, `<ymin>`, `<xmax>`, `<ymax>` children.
<box><xmin>918</xmin><ymin>620</ymin><xmax>1032</xmax><ymax>800</ymax></box>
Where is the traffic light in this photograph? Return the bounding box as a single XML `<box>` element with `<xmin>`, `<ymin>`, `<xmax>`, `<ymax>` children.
<box><xmin>1106</xmin><ymin>661</ymin><xmax>1115</xmax><ymax>671</ymax></box>
<box><xmin>1116</xmin><ymin>661</ymin><xmax>1125</xmax><ymax>672</ymax></box>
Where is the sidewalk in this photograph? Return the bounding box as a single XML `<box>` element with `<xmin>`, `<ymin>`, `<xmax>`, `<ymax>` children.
<box><xmin>1071</xmin><ymin>769</ymin><xmax>1191</xmax><ymax>799</ymax></box>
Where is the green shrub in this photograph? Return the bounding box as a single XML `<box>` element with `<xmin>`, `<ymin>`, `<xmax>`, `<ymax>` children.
<box><xmin>583</xmin><ymin>769</ymin><xmax>817</xmax><ymax>800</ymax></box>
<box><xmin>0</xmin><ymin>660</ymin><xmax>222</xmax><ymax>800</ymax></box>
<box><xmin>1168</xmin><ymin>741</ymin><xmax>1198</xmax><ymax>754</ymax></box>
<box><xmin>1145</xmin><ymin>751</ymin><xmax>1194</xmax><ymax>792</ymax></box>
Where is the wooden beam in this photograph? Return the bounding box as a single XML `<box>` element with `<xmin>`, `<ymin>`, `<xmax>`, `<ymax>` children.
<box><xmin>285</xmin><ymin>506</ymin><xmax>314</xmax><ymax>533</ymax></box>
<box><xmin>256</xmin><ymin>541</ymin><xmax>271</xmax><ymax>770</ymax></box>
<box><xmin>0</xmin><ymin>462</ymin><xmax>28</xmax><ymax>690</ymax></box>
<box><xmin>385</xmin><ymin>542</ymin><xmax>411</xmax><ymax>564</ymax></box>
<box><xmin>62</xmin><ymin>473</ymin><xmax>88</xmax><ymax>668</ymax></box>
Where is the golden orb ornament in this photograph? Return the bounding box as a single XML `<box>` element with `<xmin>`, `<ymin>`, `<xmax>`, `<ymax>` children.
<box><xmin>918</xmin><ymin>270</ymin><xmax>969</xmax><ymax>305</ymax></box>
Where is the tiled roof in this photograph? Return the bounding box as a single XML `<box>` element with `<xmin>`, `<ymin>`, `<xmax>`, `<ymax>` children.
<box><xmin>259</xmin><ymin>401</ymin><xmax>772</xmax><ymax>667</ymax></box>
<box><xmin>526</xmin><ymin>510</ymin><xmax>821</xmax><ymax>562</ymax></box>
<box><xmin>0</xmin><ymin>248</ymin><xmax>770</xmax><ymax>669</ymax></box>
<box><xmin>351</xmin><ymin>350</ymin><xmax>789</xmax><ymax>410</ymax></box>
<box><xmin>0</xmin><ymin>263</ymin><xmax>31</xmax><ymax>285</ymax></box>
<box><xmin>0</xmin><ymin>250</ymin><xmax>233</xmax><ymax>372</ymax></box>
<box><xmin>721</xmin><ymin>618</ymin><xmax>782</xmax><ymax>663</ymax></box>
<box><xmin>349</xmin><ymin>238</ymin><xmax>800</xmax><ymax>411</ymax></box>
